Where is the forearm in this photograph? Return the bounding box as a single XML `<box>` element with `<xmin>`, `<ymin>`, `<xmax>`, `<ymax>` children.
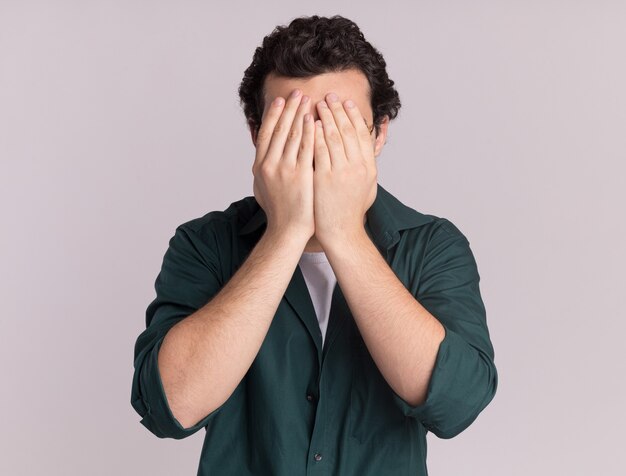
<box><xmin>157</xmin><ymin>226</ymin><xmax>308</xmax><ymax>429</ymax></box>
<box><xmin>323</xmin><ymin>230</ymin><xmax>445</xmax><ymax>406</ymax></box>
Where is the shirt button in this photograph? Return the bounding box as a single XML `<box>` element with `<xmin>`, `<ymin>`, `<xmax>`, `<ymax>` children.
<box><xmin>314</xmin><ymin>453</ymin><xmax>322</xmax><ymax>462</ymax></box>
<box><xmin>306</xmin><ymin>394</ymin><xmax>314</xmax><ymax>401</ymax></box>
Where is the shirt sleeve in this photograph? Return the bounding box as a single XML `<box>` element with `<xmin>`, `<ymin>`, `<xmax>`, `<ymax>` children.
<box><xmin>391</xmin><ymin>218</ymin><xmax>498</xmax><ymax>439</ymax></box>
<box><xmin>130</xmin><ymin>224</ymin><xmax>226</xmax><ymax>439</ymax></box>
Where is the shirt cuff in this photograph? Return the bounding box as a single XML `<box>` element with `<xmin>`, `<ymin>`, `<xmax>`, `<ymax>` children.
<box><xmin>391</xmin><ymin>326</ymin><xmax>498</xmax><ymax>439</ymax></box>
<box><xmin>131</xmin><ymin>335</ymin><xmax>222</xmax><ymax>439</ymax></box>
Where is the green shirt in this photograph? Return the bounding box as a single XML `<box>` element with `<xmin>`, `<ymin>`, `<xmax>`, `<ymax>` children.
<box><xmin>131</xmin><ymin>183</ymin><xmax>498</xmax><ymax>476</ymax></box>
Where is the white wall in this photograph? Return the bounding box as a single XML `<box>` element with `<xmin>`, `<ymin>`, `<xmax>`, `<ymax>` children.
<box><xmin>1</xmin><ymin>1</ymin><xmax>624</xmax><ymax>474</ymax></box>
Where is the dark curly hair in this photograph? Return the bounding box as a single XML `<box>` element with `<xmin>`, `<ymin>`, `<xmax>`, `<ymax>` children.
<box><xmin>238</xmin><ymin>14</ymin><xmax>401</xmax><ymax>139</ymax></box>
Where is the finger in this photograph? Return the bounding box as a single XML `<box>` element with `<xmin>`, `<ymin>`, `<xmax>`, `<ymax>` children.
<box><xmin>282</xmin><ymin>94</ymin><xmax>312</xmax><ymax>167</ymax></box>
<box><xmin>324</xmin><ymin>93</ymin><xmax>362</xmax><ymax>162</ymax></box>
<box><xmin>253</xmin><ymin>96</ymin><xmax>285</xmax><ymax>169</ymax></box>
<box><xmin>316</xmin><ymin>99</ymin><xmax>347</xmax><ymax>167</ymax></box>
<box><xmin>297</xmin><ymin>111</ymin><xmax>315</xmax><ymax>170</ymax></box>
<box><xmin>314</xmin><ymin>119</ymin><xmax>331</xmax><ymax>172</ymax></box>
<box><xmin>342</xmin><ymin>99</ymin><xmax>375</xmax><ymax>163</ymax></box>
<box><xmin>264</xmin><ymin>88</ymin><xmax>304</xmax><ymax>167</ymax></box>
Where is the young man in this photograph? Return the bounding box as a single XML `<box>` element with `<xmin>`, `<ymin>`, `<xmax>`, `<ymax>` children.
<box><xmin>131</xmin><ymin>14</ymin><xmax>497</xmax><ymax>475</ymax></box>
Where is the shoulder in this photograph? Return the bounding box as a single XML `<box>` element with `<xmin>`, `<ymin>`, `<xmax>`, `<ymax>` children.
<box><xmin>175</xmin><ymin>195</ymin><xmax>257</xmax><ymax>239</ymax></box>
<box><xmin>430</xmin><ymin>216</ymin><xmax>470</xmax><ymax>243</ymax></box>
<box><xmin>376</xmin><ymin>184</ymin><xmax>469</xmax><ymax>246</ymax></box>
<box><xmin>400</xmin><ymin>207</ymin><xmax>471</xmax><ymax>247</ymax></box>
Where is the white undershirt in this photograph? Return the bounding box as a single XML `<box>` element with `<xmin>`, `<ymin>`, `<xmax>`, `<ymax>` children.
<box><xmin>298</xmin><ymin>251</ymin><xmax>337</xmax><ymax>347</ymax></box>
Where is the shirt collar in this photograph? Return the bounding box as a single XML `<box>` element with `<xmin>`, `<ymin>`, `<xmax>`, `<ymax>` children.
<box><xmin>237</xmin><ymin>183</ymin><xmax>433</xmax><ymax>249</ymax></box>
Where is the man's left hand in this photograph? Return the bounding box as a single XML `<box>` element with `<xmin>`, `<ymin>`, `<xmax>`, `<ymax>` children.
<box><xmin>313</xmin><ymin>92</ymin><xmax>378</xmax><ymax>248</ymax></box>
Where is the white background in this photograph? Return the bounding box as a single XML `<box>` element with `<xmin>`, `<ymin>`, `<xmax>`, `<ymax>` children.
<box><xmin>1</xmin><ymin>1</ymin><xmax>624</xmax><ymax>475</ymax></box>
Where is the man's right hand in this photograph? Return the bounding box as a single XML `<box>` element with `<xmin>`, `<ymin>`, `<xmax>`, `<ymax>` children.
<box><xmin>251</xmin><ymin>88</ymin><xmax>315</xmax><ymax>241</ymax></box>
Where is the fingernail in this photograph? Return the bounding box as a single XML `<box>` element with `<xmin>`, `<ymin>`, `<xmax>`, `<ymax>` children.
<box><xmin>273</xmin><ymin>97</ymin><xmax>284</xmax><ymax>106</ymax></box>
<box><xmin>344</xmin><ymin>99</ymin><xmax>355</xmax><ymax>108</ymax></box>
<box><xmin>291</xmin><ymin>89</ymin><xmax>301</xmax><ymax>98</ymax></box>
<box><xmin>327</xmin><ymin>92</ymin><xmax>338</xmax><ymax>103</ymax></box>
<box><xmin>318</xmin><ymin>100</ymin><xmax>328</xmax><ymax>108</ymax></box>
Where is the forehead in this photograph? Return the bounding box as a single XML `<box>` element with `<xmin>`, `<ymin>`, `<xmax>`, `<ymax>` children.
<box><xmin>263</xmin><ymin>68</ymin><xmax>371</xmax><ymax>107</ymax></box>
